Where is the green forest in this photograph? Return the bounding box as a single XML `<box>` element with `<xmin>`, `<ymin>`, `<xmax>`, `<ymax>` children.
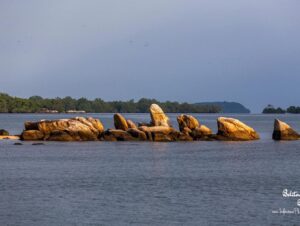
<box><xmin>262</xmin><ymin>105</ymin><xmax>300</xmax><ymax>114</ymax></box>
<box><xmin>0</xmin><ymin>93</ymin><xmax>221</xmax><ymax>113</ymax></box>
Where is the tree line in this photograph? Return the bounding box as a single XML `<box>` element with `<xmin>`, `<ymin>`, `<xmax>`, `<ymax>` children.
<box><xmin>262</xmin><ymin>105</ymin><xmax>300</xmax><ymax>114</ymax></box>
<box><xmin>0</xmin><ymin>93</ymin><xmax>221</xmax><ymax>113</ymax></box>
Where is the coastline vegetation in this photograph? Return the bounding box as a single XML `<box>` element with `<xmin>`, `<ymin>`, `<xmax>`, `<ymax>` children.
<box><xmin>262</xmin><ymin>105</ymin><xmax>300</xmax><ymax>114</ymax></box>
<box><xmin>0</xmin><ymin>93</ymin><xmax>221</xmax><ymax>113</ymax></box>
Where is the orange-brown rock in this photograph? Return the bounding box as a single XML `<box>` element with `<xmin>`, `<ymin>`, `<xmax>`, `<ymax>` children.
<box><xmin>127</xmin><ymin>128</ymin><xmax>147</xmax><ymax>141</ymax></box>
<box><xmin>21</xmin><ymin>130</ymin><xmax>44</xmax><ymax>141</ymax></box>
<box><xmin>272</xmin><ymin>119</ymin><xmax>300</xmax><ymax>140</ymax></box>
<box><xmin>47</xmin><ymin>131</ymin><xmax>78</xmax><ymax>141</ymax></box>
<box><xmin>177</xmin><ymin>115</ymin><xmax>200</xmax><ymax>131</ymax></box>
<box><xmin>103</xmin><ymin>129</ymin><xmax>136</xmax><ymax>141</ymax></box>
<box><xmin>191</xmin><ymin>125</ymin><xmax>213</xmax><ymax>140</ymax></box>
<box><xmin>127</xmin><ymin>120</ymin><xmax>137</xmax><ymax>129</ymax></box>
<box><xmin>114</xmin><ymin>113</ymin><xmax>129</xmax><ymax>131</ymax></box>
<box><xmin>138</xmin><ymin>126</ymin><xmax>176</xmax><ymax>135</ymax></box>
<box><xmin>217</xmin><ymin>117</ymin><xmax>259</xmax><ymax>141</ymax></box>
<box><xmin>149</xmin><ymin>104</ymin><xmax>171</xmax><ymax>127</ymax></box>
<box><xmin>22</xmin><ymin>117</ymin><xmax>104</xmax><ymax>141</ymax></box>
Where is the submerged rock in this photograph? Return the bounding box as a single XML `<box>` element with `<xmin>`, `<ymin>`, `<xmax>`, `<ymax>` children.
<box><xmin>217</xmin><ymin>117</ymin><xmax>259</xmax><ymax>141</ymax></box>
<box><xmin>149</xmin><ymin>104</ymin><xmax>171</xmax><ymax>127</ymax></box>
<box><xmin>14</xmin><ymin>142</ymin><xmax>23</xmax><ymax>145</ymax></box>
<box><xmin>114</xmin><ymin>114</ymin><xmax>129</xmax><ymax>131</ymax></box>
<box><xmin>272</xmin><ymin>119</ymin><xmax>300</xmax><ymax>140</ymax></box>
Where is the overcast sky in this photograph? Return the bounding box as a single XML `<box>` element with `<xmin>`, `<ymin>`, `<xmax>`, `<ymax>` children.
<box><xmin>1</xmin><ymin>0</ymin><xmax>300</xmax><ymax>112</ymax></box>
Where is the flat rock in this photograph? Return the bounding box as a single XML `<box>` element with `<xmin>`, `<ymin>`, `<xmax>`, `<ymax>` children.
<box><xmin>217</xmin><ymin>117</ymin><xmax>259</xmax><ymax>141</ymax></box>
<box><xmin>0</xmin><ymin>135</ymin><xmax>20</xmax><ymax>140</ymax></box>
<box><xmin>273</xmin><ymin>119</ymin><xmax>300</xmax><ymax>140</ymax></box>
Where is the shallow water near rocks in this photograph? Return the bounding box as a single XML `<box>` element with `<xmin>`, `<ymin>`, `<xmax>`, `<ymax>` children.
<box><xmin>1</xmin><ymin>113</ymin><xmax>300</xmax><ymax>225</ymax></box>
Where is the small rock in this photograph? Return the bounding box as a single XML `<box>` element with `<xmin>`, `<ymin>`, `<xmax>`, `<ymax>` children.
<box><xmin>14</xmin><ymin>142</ymin><xmax>23</xmax><ymax>145</ymax></box>
<box><xmin>32</xmin><ymin>143</ymin><xmax>44</xmax><ymax>145</ymax></box>
<box><xmin>0</xmin><ymin>129</ymin><xmax>9</xmax><ymax>136</ymax></box>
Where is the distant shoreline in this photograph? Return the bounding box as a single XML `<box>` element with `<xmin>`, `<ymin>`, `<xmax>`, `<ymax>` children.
<box><xmin>0</xmin><ymin>93</ymin><xmax>251</xmax><ymax>114</ymax></box>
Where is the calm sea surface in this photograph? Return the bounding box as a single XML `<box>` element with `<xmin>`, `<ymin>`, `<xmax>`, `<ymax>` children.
<box><xmin>1</xmin><ymin>113</ymin><xmax>300</xmax><ymax>226</ymax></box>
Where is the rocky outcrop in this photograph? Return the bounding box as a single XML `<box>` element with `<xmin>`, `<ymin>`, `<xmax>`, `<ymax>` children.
<box><xmin>149</xmin><ymin>104</ymin><xmax>171</xmax><ymax>127</ymax></box>
<box><xmin>177</xmin><ymin>115</ymin><xmax>199</xmax><ymax>131</ymax></box>
<box><xmin>21</xmin><ymin>117</ymin><xmax>104</xmax><ymax>141</ymax></box>
<box><xmin>114</xmin><ymin>114</ymin><xmax>129</xmax><ymax>131</ymax></box>
<box><xmin>217</xmin><ymin>117</ymin><xmax>259</xmax><ymax>141</ymax></box>
<box><xmin>177</xmin><ymin>114</ymin><xmax>212</xmax><ymax>140</ymax></box>
<box><xmin>272</xmin><ymin>119</ymin><xmax>300</xmax><ymax>140</ymax></box>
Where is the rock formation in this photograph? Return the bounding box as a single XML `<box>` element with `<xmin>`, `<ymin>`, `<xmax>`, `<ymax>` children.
<box><xmin>272</xmin><ymin>119</ymin><xmax>300</xmax><ymax>140</ymax></box>
<box><xmin>217</xmin><ymin>117</ymin><xmax>259</xmax><ymax>141</ymax></box>
<box><xmin>21</xmin><ymin>117</ymin><xmax>104</xmax><ymax>141</ymax></box>
<box><xmin>5</xmin><ymin>104</ymin><xmax>268</xmax><ymax>143</ymax></box>
<box><xmin>149</xmin><ymin>104</ymin><xmax>171</xmax><ymax>127</ymax></box>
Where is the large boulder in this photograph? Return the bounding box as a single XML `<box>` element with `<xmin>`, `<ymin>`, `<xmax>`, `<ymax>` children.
<box><xmin>22</xmin><ymin>117</ymin><xmax>104</xmax><ymax>141</ymax></box>
<box><xmin>273</xmin><ymin>119</ymin><xmax>300</xmax><ymax>140</ymax></box>
<box><xmin>149</xmin><ymin>104</ymin><xmax>171</xmax><ymax>127</ymax></box>
<box><xmin>114</xmin><ymin>114</ymin><xmax>129</xmax><ymax>131</ymax></box>
<box><xmin>177</xmin><ymin>115</ymin><xmax>199</xmax><ymax>131</ymax></box>
<box><xmin>217</xmin><ymin>117</ymin><xmax>259</xmax><ymax>141</ymax></box>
